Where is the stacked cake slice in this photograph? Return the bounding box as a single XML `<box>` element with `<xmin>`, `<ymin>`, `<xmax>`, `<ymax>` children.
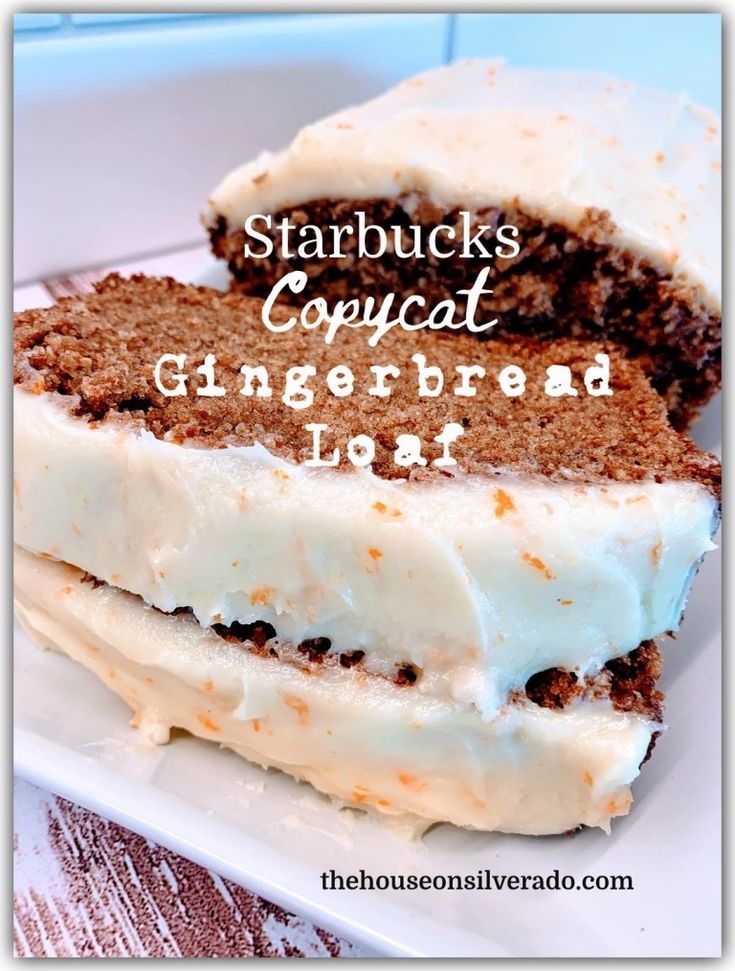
<box><xmin>13</xmin><ymin>274</ymin><xmax>719</xmax><ymax>834</ymax></box>
<box><xmin>205</xmin><ymin>59</ymin><xmax>721</xmax><ymax>429</ymax></box>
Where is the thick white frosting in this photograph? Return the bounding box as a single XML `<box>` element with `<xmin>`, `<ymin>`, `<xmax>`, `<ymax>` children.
<box><xmin>14</xmin><ymin>389</ymin><xmax>717</xmax><ymax>718</ymax></box>
<box><xmin>14</xmin><ymin>547</ymin><xmax>658</xmax><ymax>836</ymax></box>
<box><xmin>206</xmin><ymin>59</ymin><xmax>721</xmax><ymax>308</ymax></box>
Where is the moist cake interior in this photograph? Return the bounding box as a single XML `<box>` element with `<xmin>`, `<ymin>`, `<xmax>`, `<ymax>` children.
<box><xmin>13</xmin><ymin>273</ymin><xmax>720</xmax><ymax>491</ymax></box>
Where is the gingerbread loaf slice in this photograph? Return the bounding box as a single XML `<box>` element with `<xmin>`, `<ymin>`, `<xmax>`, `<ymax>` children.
<box><xmin>13</xmin><ymin>274</ymin><xmax>720</xmax><ymax>834</ymax></box>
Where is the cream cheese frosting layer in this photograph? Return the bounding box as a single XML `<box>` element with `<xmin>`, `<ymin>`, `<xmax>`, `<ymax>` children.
<box><xmin>14</xmin><ymin>547</ymin><xmax>658</xmax><ymax>836</ymax></box>
<box><xmin>14</xmin><ymin>389</ymin><xmax>717</xmax><ymax>718</ymax></box>
<box><xmin>205</xmin><ymin>60</ymin><xmax>721</xmax><ymax>308</ymax></box>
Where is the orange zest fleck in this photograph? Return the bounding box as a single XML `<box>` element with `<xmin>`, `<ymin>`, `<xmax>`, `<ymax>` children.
<box><xmin>202</xmin><ymin>680</ymin><xmax>214</xmax><ymax>694</ymax></box>
<box><xmin>30</xmin><ymin>378</ymin><xmax>45</xmax><ymax>395</ymax></box>
<box><xmin>626</xmin><ymin>495</ymin><xmax>646</xmax><ymax>505</ymax></box>
<box><xmin>398</xmin><ymin>773</ymin><xmax>426</xmax><ymax>791</ymax></box>
<box><xmin>273</xmin><ymin>469</ymin><xmax>290</xmax><ymax>481</ymax></box>
<box><xmin>521</xmin><ymin>551</ymin><xmax>555</xmax><ymax>580</ymax></box>
<box><xmin>493</xmin><ymin>487</ymin><xmax>515</xmax><ymax>518</ymax></box>
<box><xmin>377</xmin><ymin>798</ymin><xmax>391</xmax><ymax>807</ymax></box>
<box><xmin>197</xmin><ymin>713</ymin><xmax>221</xmax><ymax>733</ymax></box>
<box><xmin>231</xmin><ymin>560</ymin><xmax>239</xmax><ymax>568</ymax></box>
<box><xmin>559</xmin><ymin>598</ymin><xmax>573</xmax><ymax>606</ymax></box>
<box><xmin>368</xmin><ymin>547</ymin><xmax>383</xmax><ymax>561</ymax></box>
<box><xmin>650</xmin><ymin>542</ymin><xmax>662</xmax><ymax>567</ymax></box>
<box><xmin>583</xmin><ymin>770</ymin><xmax>594</xmax><ymax>787</ymax></box>
<box><xmin>282</xmin><ymin>693</ymin><xmax>309</xmax><ymax>723</ymax></box>
<box><xmin>654</xmin><ymin>151</ymin><xmax>665</xmax><ymax>164</ymax></box>
<box><xmin>373</xmin><ymin>501</ymin><xmax>402</xmax><ymax>517</ymax></box>
<box><xmin>238</xmin><ymin>490</ymin><xmax>249</xmax><ymax>512</ymax></box>
<box><xmin>252</xmin><ymin>718</ymin><xmax>261</xmax><ymax>733</ymax></box>
<box><xmin>250</xmin><ymin>586</ymin><xmax>274</xmax><ymax>606</ymax></box>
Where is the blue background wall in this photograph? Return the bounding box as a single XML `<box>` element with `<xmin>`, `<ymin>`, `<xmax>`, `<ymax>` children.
<box><xmin>15</xmin><ymin>11</ymin><xmax>722</xmax><ymax>111</ymax></box>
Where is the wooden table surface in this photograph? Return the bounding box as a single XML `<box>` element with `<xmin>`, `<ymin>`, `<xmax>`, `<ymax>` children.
<box><xmin>13</xmin><ymin>248</ymin><xmax>366</xmax><ymax>959</ymax></box>
<box><xmin>13</xmin><ymin>781</ymin><xmax>361</xmax><ymax>958</ymax></box>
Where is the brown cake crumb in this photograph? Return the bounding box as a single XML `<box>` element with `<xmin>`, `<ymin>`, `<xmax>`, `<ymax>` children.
<box><xmin>601</xmin><ymin>641</ymin><xmax>664</xmax><ymax>721</ymax></box>
<box><xmin>210</xmin><ymin>199</ymin><xmax>721</xmax><ymax>430</ymax></box>
<box><xmin>13</xmin><ymin>274</ymin><xmax>720</xmax><ymax>494</ymax></box>
<box><xmin>394</xmin><ymin>662</ymin><xmax>421</xmax><ymax>686</ymax></box>
<box><xmin>524</xmin><ymin>641</ymin><xmax>664</xmax><ymax>720</ymax></box>
<box><xmin>338</xmin><ymin>650</ymin><xmax>365</xmax><ymax>669</ymax></box>
<box><xmin>80</xmin><ymin>571</ymin><xmax>105</xmax><ymax>589</ymax></box>
<box><xmin>525</xmin><ymin>667</ymin><xmax>582</xmax><ymax>709</ymax></box>
<box><xmin>296</xmin><ymin>637</ymin><xmax>332</xmax><ymax>663</ymax></box>
<box><xmin>212</xmin><ymin>619</ymin><xmax>276</xmax><ymax>649</ymax></box>
<box><xmin>640</xmin><ymin>730</ymin><xmax>662</xmax><ymax>767</ymax></box>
